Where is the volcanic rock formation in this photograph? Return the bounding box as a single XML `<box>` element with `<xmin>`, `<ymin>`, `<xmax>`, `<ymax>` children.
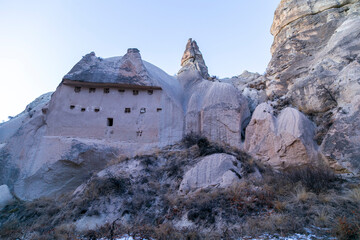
<box><xmin>266</xmin><ymin>0</ymin><xmax>360</xmax><ymax>173</ymax></box>
<box><xmin>0</xmin><ymin>0</ymin><xmax>360</xmax><ymax>202</ymax></box>
<box><xmin>179</xmin><ymin>38</ymin><xmax>211</xmax><ymax>80</ymax></box>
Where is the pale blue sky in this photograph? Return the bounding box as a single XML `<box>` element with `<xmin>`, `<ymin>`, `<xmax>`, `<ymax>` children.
<box><xmin>0</xmin><ymin>0</ymin><xmax>279</xmax><ymax>122</ymax></box>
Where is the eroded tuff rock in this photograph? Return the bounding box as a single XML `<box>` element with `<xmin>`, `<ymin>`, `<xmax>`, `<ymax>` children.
<box><xmin>178</xmin><ymin>38</ymin><xmax>210</xmax><ymax>80</ymax></box>
<box><xmin>320</xmin><ymin>101</ymin><xmax>360</xmax><ymax>174</ymax></box>
<box><xmin>267</xmin><ymin>0</ymin><xmax>360</xmax><ymax>108</ymax></box>
<box><xmin>245</xmin><ymin>103</ymin><xmax>318</xmax><ymax>169</ymax></box>
<box><xmin>179</xmin><ymin>153</ymin><xmax>243</xmax><ymax>194</ymax></box>
<box><xmin>267</xmin><ymin>0</ymin><xmax>360</xmax><ymax>172</ymax></box>
<box><xmin>0</xmin><ymin>92</ymin><xmax>52</xmax><ymax>143</ymax></box>
<box><xmin>222</xmin><ymin>71</ymin><xmax>268</xmax><ymax>112</ymax></box>
<box><xmin>178</xmin><ymin>40</ymin><xmax>250</xmax><ymax>148</ymax></box>
<box><xmin>64</xmin><ymin>49</ymin><xmax>154</xmax><ymax>86</ymax></box>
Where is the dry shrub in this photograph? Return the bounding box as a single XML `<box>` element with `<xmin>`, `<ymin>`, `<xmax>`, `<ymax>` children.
<box><xmin>243</xmin><ymin>214</ymin><xmax>300</xmax><ymax>236</ymax></box>
<box><xmin>284</xmin><ymin>165</ymin><xmax>338</xmax><ymax>194</ymax></box>
<box><xmin>347</xmin><ymin>187</ymin><xmax>360</xmax><ymax>203</ymax></box>
<box><xmin>229</xmin><ymin>184</ymin><xmax>274</xmax><ymax>216</ymax></box>
<box><xmin>0</xmin><ymin>219</ymin><xmax>22</xmax><ymax>239</ymax></box>
<box><xmin>106</xmin><ymin>154</ymin><xmax>129</xmax><ymax>167</ymax></box>
<box><xmin>315</xmin><ymin>208</ymin><xmax>332</xmax><ymax>227</ymax></box>
<box><xmin>333</xmin><ymin>211</ymin><xmax>360</xmax><ymax>240</ymax></box>
<box><xmin>82</xmin><ymin>174</ymin><xmax>131</xmax><ymax>201</ymax></box>
<box><xmin>291</xmin><ymin>185</ymin><xmax>315</xmax><ymax>203</ymax></box>
<box><xmin>182</xmin><ymin>133</ymin><xmax>225</xmax><ymax>156</ymax></box>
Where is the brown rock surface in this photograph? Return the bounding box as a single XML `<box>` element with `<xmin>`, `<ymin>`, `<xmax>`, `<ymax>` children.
<box><xmin>244</xmin><ymin>103</ymin><xmax>318</xmax><ymax>169</ymax></box>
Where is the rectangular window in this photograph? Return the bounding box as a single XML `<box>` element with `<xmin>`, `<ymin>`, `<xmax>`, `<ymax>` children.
<box><xmin>74</xmin><ymin>87</ymin><xmax>81</xmax><ymax>93</ymax></box>
<box><xmin>133</xmin><ymin>90</ymin><xmax>139</xmax><ymax>95</ymax></box>
<box><xmin>107</xmin><ymin>118</ymin><xmax>113</xmax><ymax>126</ymax></box>
<box><xmin>94</xmin><ymin>108</ymin><xmax>100</xmax><ymax>112</ymax></box>
<box><xmin>70</xmin><ymin>105</ymin><xmax>75</xmax><ymax>110</ymax></box>
<box><xmin>147</xmin><ymin>90</ymin><xmax>153</xmax><ymax>95</ymax></box>
<box><xmin>89</xmin><ymin>88</ymin><xmax>96</xmax><ymax>93</ymax></box>
<box><xmin>104</xmin><ymin>88</ymin><xmax>110</xmax><ymax>93</ymax></box>
<box><xmin>125</xmin><ymin>108</ymin><xmax>131</xmax><ymax>113</ymax></box>
<box><xmin>81</xmin><ymin>108</ymin><xmax>86</xmax><ymax>112</ymax></box>
<box><xmin>140</xmin><ymin>108</ymin><xmax>146</xmax><ymax>113</ymax></box>
<box><xmin>157</xmin><ymin>108</ymin><xmax>162</xmax><ymax>112</ymax></box>
<box><xmin>118</xmin><ymin>89</ymin><xmax>125</xmax><ymax>93</ymax></box>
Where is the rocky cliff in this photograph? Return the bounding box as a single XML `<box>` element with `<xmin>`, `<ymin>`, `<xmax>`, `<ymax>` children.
<box><xmin>266</xmin><ymin>0</ymin><xmax>360</xmax><ymax>173</ymax></box>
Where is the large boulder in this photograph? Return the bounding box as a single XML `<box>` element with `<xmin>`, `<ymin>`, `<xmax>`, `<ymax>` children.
<box><xmin>244</xmin><ymin>103</ymin><xmax>319</xmax><ymax>169</ymax></box>
<box><xmin>179</xmin><ymin>153</ymin><xmax>243</xmax><ymax>194</ymax></box>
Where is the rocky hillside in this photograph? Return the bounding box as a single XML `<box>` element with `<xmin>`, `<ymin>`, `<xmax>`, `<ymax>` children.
<box><xmin>0</xmin><ymin>0</ymin><xmax>359</xmax><ymax>239</ymax></box>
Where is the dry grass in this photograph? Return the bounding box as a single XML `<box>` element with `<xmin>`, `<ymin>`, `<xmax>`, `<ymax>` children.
<box><xmin>291</xmin><ymin>185</ymin><xmax>315</xmax><ymax>203</ymax></box>
<box><xmin>347</xmin><ymin>187</ymin><xmax>360</xmax><ymax>202</ymax></box>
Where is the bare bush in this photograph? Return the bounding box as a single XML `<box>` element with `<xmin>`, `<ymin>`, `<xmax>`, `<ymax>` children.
<box><xmin>284</xmin><ymin>165</ymin><xmax>339</xmax><ymax>194</ymax></box>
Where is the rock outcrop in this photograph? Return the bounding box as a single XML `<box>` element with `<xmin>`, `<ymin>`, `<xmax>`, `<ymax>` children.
<box><xmin>245</xmin><ymin>103</ymin><xmax>318</xmax><ymax>169</ymax></box>
<box><xmin>179</xmin><ymin>153</ymin><xmax>243</xmax><ymax>194</ymax></box>
<box><xmin>0</xmin><ymin>185</ymin><xmax>13</xmax><ymax>209</ymax></box>
<box><xmin>178</xmin><ymin>38</ymin><xmax>211</xmax><ymax>80</ymax></box>
<box><xmin>178</xmin><ymin>40</ymin><xmax>251</xmax><ymax>148</ymax></box>
<box><xmin>320</xmin><ymin>102</ymin><xmax>360</xmax><ymax>173</ymax></box>
<box><xmin>266</xmin><ymin>0</ymin><xmax>360</xmax><ymax>173</ymax></box>
<box><xmin>64</xmin><ymin>49</ymin><xmax>153</xmax><ymax>86</ymax></box>
<box><xmin>222</xmin><ymin>71</ymin><xmax>268</xmax><ymax>112</ymax></box>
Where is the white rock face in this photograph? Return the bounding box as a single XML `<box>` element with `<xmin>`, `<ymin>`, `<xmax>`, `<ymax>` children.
<box><xmin>221</xmin><ymin>71</ymin><xmax>267</xmax><ymax>112</ymax></box>
<box><xmin>178</xmin><ymin>40</ymin><xmax>251</xmax><ymax>148</ymax></box>
<box><xmin>267</xmin><ymin>0</ymin><xmax>360</xmax><ymax>172</ymax></box>
<box><xmin>245</xmin><ymin>103</ymin><xmax>318</xmax><ymax>169</ymax></box>
<box><xmin>0</xmin><ymin>185</ymin><xmax>13</xmax><ymax>209</ymax></box>
<box><xmin>179</xmin><ymin>153</ymin><xmax>242</xmax><ymax>194</ymax></box>
<box><xmin>0</xmin><ymin>92</ymin><xmax>52</xmax><ymax>143</ymax></box>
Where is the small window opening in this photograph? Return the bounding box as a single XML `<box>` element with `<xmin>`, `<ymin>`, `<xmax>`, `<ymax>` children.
<box><xmin>74</xmin><ymin>87</ymin><xmax>81</xmax><ymax>93</ymax></box>
<box><xmin>81</xmin><ymin>108</ymin><xmax>86</xmax><ymax>112</ymax></box>
<box><xmin>104</xmin><ymin>88</ymin><xmax>110</xmax><ymax>93</ymax></box>
<box><xmin>136</xmin><ymin>130</ymin><xmax>143</xmax><ymax>136</ymax></box>
<box><xmin>133</xmin><ymin>90</ymin><xmax>139</xmax><ymax>95</ymax></box>
<box><xmin>118</xmin><ymin>89</ymin><xmax>125</xmax><ymax>93</ymax></box>
<box><xmin>147</xmin><ymin>90</ymin><xmax>153</xmax><ymax>95</ymax></box>
<box><xmin>125</xmin><ymin>108</ymin><xmax>131</xmax><ymax>113</ymax></box>
<box><xmin>107</xmin><ymin>118</ymin><xmax>113</xmax><ymax>127</ymax></box>
<box><xmin>140</xmin><ymin>108</ymin><xmax>146</xmax><ymax>114</ymax></box>
<box><xmin>89</xmin><ymin>88</ymin><xmax>96</xmax><ymax>93</ymax></box>
<box><xmin>70</xmin><ymin>105</ymin><xmax>75</xmax><ymax>110</ymax></box>
<box><xmin>157</xmin><ymin>108</ymin><xmax>162</xmax><ymax>112</ymax></box>
<box><xmin>94</xmin><ymin>108</ymin><xmax>100</xmax><ymax>112</ymax></box>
